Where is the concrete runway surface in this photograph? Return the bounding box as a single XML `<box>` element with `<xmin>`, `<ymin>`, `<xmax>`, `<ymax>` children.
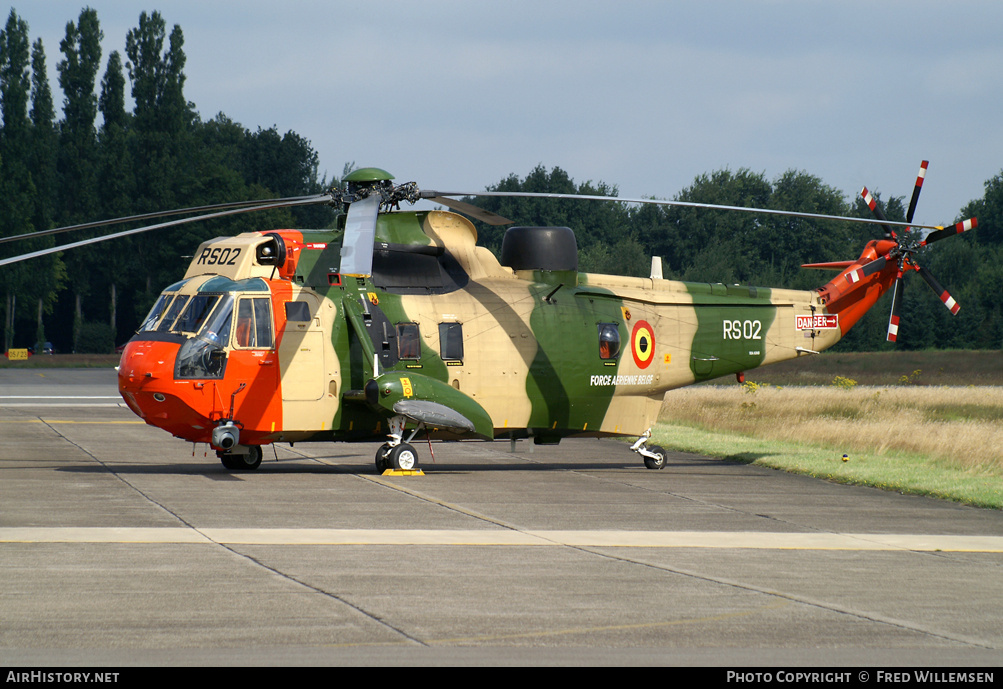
<box><xmin>0</xmin><ymin>368</ymin><xmax>1001</xmax><ymax>666</ymax></box>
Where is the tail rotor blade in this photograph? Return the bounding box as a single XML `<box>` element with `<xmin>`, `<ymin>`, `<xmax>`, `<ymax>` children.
<box><xmin>905</xmin><ymin>160</ymin><xmax>928</xmax><ymax>224</ymax></box>
<box><xmin>920</xmin><ymin>217</ymin><xmax>978</xmax><ymax>246</ymax></box>
<box><xmin>886</xmin><ymin>277</ymin><xmax>904</xmax><ymax>342</ymax></box>
<box><xmin>914</xmin><ymin>265</ymin><xmax>960</xmax><ymax>315</ymax></box>
<box><xmin>861</xmin><ymin>187</ymin><xmax>896</xmax><ymax>238</ymax></box>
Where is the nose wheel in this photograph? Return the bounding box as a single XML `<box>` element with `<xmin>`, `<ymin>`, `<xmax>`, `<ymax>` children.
<box><xmin>218</xmin><ymin>445</ymin><xmax>263</xmax><ymax>471</ymax></box>
<box><xmin>375</xmin><ymin>442</ymin><xmax>420</xmax><ymax>473</ymax></box>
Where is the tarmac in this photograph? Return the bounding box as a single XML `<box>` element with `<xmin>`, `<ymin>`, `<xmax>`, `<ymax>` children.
<box><xmin>1</xmin><ymin>368</ymin><xmax>1001</xmax><ymax>666</ymax></box>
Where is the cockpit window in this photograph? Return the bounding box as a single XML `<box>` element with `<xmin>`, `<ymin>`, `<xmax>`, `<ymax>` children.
<box><xmin>156</xmin><ymin>295</ymin><xmax>190</xmax><ymax>332</ymax></box>
<box><xmin>198</xmin><ymin>295</ymin><xmax>233</xmax><ymax>349</ymax></box>
<box><xmin>172</xmin><ymin>295</ymin><xmax>221</xmax><ymax>335</ymax></box>
<box><xmin>138</xmin><ymin>293</ymin><xmax>172</xmax><ymax>332</ymax></box>
<box><xmin>174</xmin><ymin>295</ymin><xmax>234</xmax><ymax>380</ymax></box>
<box><xmin>233</xmin><ymin>297</ymin><xmax>273</xmax><ymax>349</ymax></box>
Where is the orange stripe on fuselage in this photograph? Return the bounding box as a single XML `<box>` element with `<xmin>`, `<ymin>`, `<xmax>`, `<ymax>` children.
<box><xmin>117</xmin><ymin>249</ymin><xmax>303</xmax><ymax>446</ymax></box>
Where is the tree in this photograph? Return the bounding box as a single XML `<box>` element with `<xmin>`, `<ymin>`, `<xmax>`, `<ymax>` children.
<box><xmin>28</xmin><ymin>37</ymin><xmax>64</xmax><ymax>351</ymax></box>
<box><xmin>655</xmin><ymin>168</ymin><xmax>772</xmax><ymax>283</ymax></box>
<box><xmin>97</xmin><ymin>50</ymin><xmax>135</xmax><ymax>342</ymax></box>
<box><xmin>124</xmin><ymin>11</ymin><xmax>198</xmax><ymax>297</ymax></box>
<box><xmin>467</xmin><ymin>165</ymin><xmax>630</xmax><ymax>260</ymax></box>
<box><xmin>0</xmin><ymin>10</ymin><xmax>36</xmax><ymax>350</ymax></box>
<box><xmin>57</xmin><ymin>8</ymin><xmax>103</xmax><ymax>349</ymax></box>
<box><xmin>961</xmin><ymin>171</ymin><xmax>1003</xmax><ymax>246</ymax></box>
<box><xmin>125</xmin><ymin>11</ymin><xmax>193</xmax><ymax>211</ymax></box>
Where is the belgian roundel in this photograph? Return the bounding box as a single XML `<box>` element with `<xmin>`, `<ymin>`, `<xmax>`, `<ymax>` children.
<box><xmin>631</xmin><ymin>320</ymin><xmax>655</xmax><ymax>369</ymax></box>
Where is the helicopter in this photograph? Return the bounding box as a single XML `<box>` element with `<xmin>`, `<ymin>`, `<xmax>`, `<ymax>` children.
<box><xmin>0</xmin><ymin>163</ymin><xmax>977</xmax><ymax>473</ymax></box>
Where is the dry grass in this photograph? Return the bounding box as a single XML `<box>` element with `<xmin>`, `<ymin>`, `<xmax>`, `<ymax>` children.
<box><xmin>660</xmin><ymin>384</ymin><xmax>1003</xmax><ymax>475</ymax></box>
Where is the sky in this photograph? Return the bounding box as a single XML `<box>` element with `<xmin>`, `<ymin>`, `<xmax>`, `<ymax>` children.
<box><xmin>10</xmin><ymin>1</ymin><xmax>1003</xmax><ymax>226</ymax></box>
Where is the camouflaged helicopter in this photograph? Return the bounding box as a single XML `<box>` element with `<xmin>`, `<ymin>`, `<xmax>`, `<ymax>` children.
<box><xmin>0</xmin><ymin>163</ymin><xmax>977</xmax><ymax>473</ymax></box>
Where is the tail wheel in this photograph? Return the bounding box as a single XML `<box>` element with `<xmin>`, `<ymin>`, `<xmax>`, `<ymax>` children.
<box><xmin>390</xmin><ymin>443</ymin><xmax>419</xmax><ymax>471</ymax></box>
<box><xmin>643</xmin><ymin>445</ymin><xmax>666</xmax><ymax>470</ymax></box>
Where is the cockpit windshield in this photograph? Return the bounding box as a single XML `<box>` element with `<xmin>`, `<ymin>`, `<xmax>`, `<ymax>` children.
<box><xmin>171</xmin><ymin>295</ymin><xmax>222</xmax><ymax>335</ymax></box>
<box><xmin>138</xmin><ymin>293</ymin><xmax>172</xmax><ymax>332</ymax></box>
<box><xmin>175</xmin><ymin>295</ymin><xmax>235</xmax><ymax>379</ymax></box>
<box><xmin>155</xmin><ymin>295</ymin><xmax>190</xmax><ymax>333</ymax></box>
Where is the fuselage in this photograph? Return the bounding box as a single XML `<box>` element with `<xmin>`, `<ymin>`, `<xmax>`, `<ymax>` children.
<box><xmin>118</xmin><ymin>209</ymin><xmax>846</xmax><ymax>449</ymax></box>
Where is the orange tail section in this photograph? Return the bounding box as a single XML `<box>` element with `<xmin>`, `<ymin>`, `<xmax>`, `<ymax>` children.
<box><xmin>813</xmin><ymin>239</ymin><xmax>899</xmax><ymax>337</ymax></box>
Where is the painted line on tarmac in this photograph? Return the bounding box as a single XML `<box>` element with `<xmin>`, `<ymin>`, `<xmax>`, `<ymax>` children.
<box><xmin>1</xmin><ymin>528</ymin><xmax>1001</xmax><ymax>551</ymax></box>
<box><xmin>0</xmin><ymin>418</ymin><xmax>142</xmax><ymax>423</ymax></box>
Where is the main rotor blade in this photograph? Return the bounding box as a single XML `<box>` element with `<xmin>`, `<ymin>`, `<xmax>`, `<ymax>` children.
<box><xmin>920</xmin><ymin>217</ymin><xmax>978</xmax><ymax>246</ymax></box>
<box><xmin>906</xmin><ymin>160</ymin><xmax>928</xmax><ymax>224</ymax></box>
<box><xmin>338</xmin><ymin>195</ymin><xmax>380</xmax><ymax>277</ymax></box>
<box><xmin>0</xmin><ymin>194</ymin><xmax>330</xmax><ymax>247</ymax></box>
<box><xmin>424</xmin><ymin>196</ymin><xmax>513</xmax><ymax>225</ymax></box>
<box><xmin>860</xmin><ymin>187</ymin><xmax>896</xmax><ymax>238</ymax></box>
<box><xmin>914</xmin><ymin>264</ymin><xmax>960</xmax><ymax>315</ymax></box>
<box><xmin>420</xmin><ymin>190</ymin><xmax>947</xmax><ymax>232</ymax></box>
<box><xmin>886</xmin><ymin>276</ymin><xmax>904</xmax><ymax>343</ymax></box>
<box><xmin>0</xmin><ymin>194</ymin><xmax>332</xmax><ymax>268</ymax></box>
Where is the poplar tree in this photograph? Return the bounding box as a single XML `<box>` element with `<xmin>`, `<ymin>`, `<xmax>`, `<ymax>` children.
<box><xmin>57</xmin><ymin>8</ymin><xmax>103</xmax><ymax>348</ymax></box>
<box><xmin>0</xmin><ymin>10</ymin><xmax>35</xmax><ymax>350</ymax></box>
<box><xmin>29</xmin><ymin>37</ymin><xmax>63</xmax><ymax>352</ymax></box>
<box><xmin>125</xmin><ymin>11</ymin><xmax>197</xmax><ymax>292</ymax></box>
<box><xmin>98</xmin><ymin>50</ymin><xmax>134</xmax><ymax>339</ymax></box>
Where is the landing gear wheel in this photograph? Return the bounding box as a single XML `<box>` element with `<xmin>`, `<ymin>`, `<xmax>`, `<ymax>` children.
<box><xmin>389</xmin><ymin>443</ymin><xmax>419</xmax><ymax>471</ymax></box>
<box><xmin>643</xmin><ymin>445</ymin><xmax>666</xmax><ymax>470</ymax></box>
<box><xmin>375</xmin><ymin>443</ymin><xmax>391</xmax><ymax>473</ymax></box>
<box><xmin>219</xmin><ymin>445</ymin><xmax>263</xmax><ymax>471</ymax></box>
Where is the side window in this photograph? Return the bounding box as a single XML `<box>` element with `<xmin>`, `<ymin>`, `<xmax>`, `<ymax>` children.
<box><xmin>397</xmin><ymin>323</ymin><xmax>420</xmax><ymax>360</ymax></box>
<box><xmin>234</xmin><ymin>297</ymin><xmax>273</xmax><ymax>349</ymax></box>
<box><xmin>598</xmin><ymin>323</ymin><xmax>620</xmax><ymax>360</ymax></box>
<box><xmin>438</xmin><ymin>322</ymin><xmax>463</xmax><ymax>361</ymax></box>
<box><xmin>253</xmin><ymin>298</ymin><xmax>272</xmax><ymax>348</ymax></box>
<box><xmin>285</xmin><ymin>301</ymin><xmax>312</xmax><ymax>322</ymax></box>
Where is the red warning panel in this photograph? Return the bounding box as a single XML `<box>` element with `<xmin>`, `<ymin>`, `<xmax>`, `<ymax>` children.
<box><xmin>631</xmin><ymin>320</ymin><xmax>655</xmax><ymax>369</ymax></box>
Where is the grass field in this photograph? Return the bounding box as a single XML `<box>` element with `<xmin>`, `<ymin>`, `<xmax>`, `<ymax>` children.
<box><xmin>739</xmin><ymin>349</ymin><xmax>1003</xmax><ymax>386</ymax></box>
<box><xmin>655</xmin><ymin>382</ymin><xmax>1003</xmax><ymax>509</ymax></box>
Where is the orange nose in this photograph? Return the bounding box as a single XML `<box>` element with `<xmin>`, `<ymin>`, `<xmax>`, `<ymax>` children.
<box><xmin>118</xmin><ymin>338</ymin><xmax>217</xmax><ymax>443</ymax></box>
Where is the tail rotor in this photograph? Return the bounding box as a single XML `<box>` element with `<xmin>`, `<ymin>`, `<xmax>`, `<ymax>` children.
<box><xmin>859</xmin><ymin>161</ymin><xmax>975</xmax><ymax>342</ymax></box>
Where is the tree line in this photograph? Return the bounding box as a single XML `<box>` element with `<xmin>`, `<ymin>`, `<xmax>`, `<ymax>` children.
<box><xmin>2</xmin><ymin>8</ymin><xmax>1000</xmax><ymax>354</ymax></box>
<box><xmin>0</xmin><ymin>9</ymin><xmax>333</xmax><ymax>353</ymax></box>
